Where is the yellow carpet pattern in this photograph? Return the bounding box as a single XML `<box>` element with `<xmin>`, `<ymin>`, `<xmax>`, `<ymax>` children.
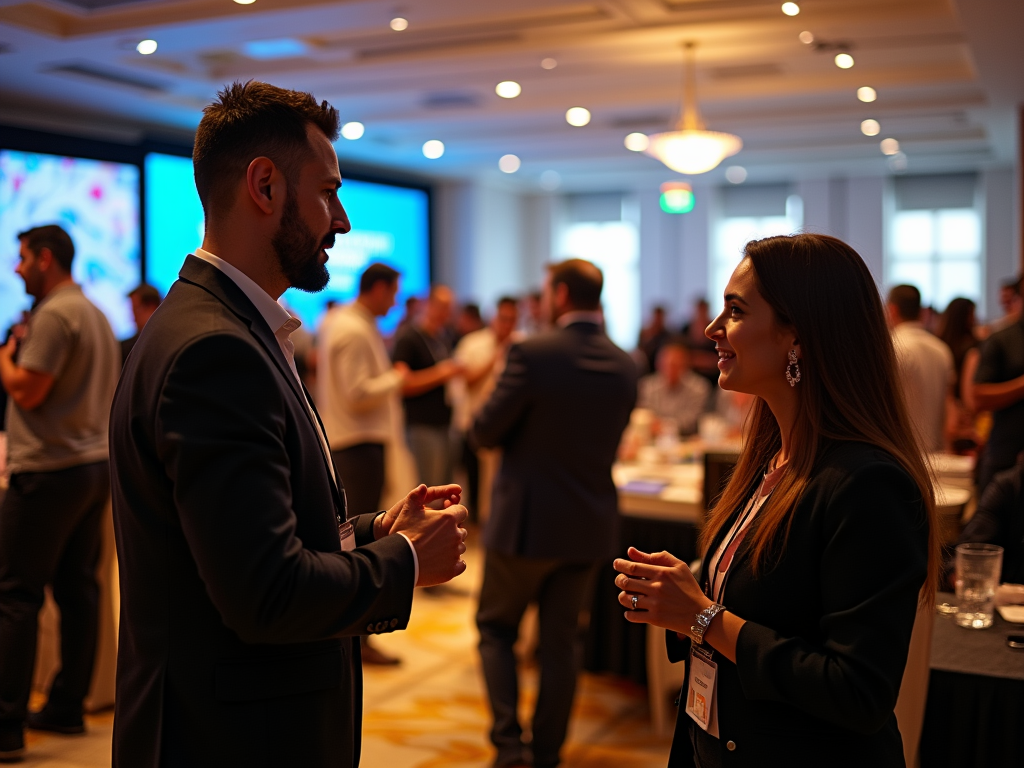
<box><xmin>21</xmin><ymin>542</ymin><xmax>671</xmax><ymax>767</ymax></box>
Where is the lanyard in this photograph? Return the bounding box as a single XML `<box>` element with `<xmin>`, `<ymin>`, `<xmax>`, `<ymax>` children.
<box><xmin>706</xmin><ymin>476</ymin><xmax>774</xmax><ymax>604</ymax></box>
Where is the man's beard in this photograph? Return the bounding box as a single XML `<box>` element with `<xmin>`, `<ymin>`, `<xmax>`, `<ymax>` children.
<box><xmin>271</xmin><ymin>189</ymin><xmax>331</xmax><ymax>293</ymax></box>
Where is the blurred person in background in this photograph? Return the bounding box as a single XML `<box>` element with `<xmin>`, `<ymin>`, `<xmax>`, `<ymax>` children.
<box><xmin>682</xmin><ymin>298</ymin><xmax>720</xmax><ymax>388</ymax></box>
<box><xmin>393</xmin><ymin>285</ymin><xmax>463</xmax><ymax>488</ymax></box>
<box><xmin>987</xmin><ymin>275</ymin><xmax>1022</xmax><ymax>335</ymax></box>
<box><xmin>390</xmin><ymin>295</ymin><xmax>421</xmax><ymax>351</ymax></box>
<box><xmin>454</xmin><ymin>303</ymin><xmax>484</xmax><ymax>345</ymax></box>
<box><xmin>887</xmin><ymin>284</ymin><xmax>955</xmax><ymax>453</ymax></box>
<box><xmin>451</xmin><ymin>296</ymin><xmax>520</xmax><ymax>521</ymax></box>
<box><xmin>938</xmin><ymin>297</ymin><xmax>982</xmax><ymax>452</ymax></box>
<box><xmin>972</xmin><ymin>303</ymin><xmax>1024</xmax><ymax>495</ymax></box>
<box><xmin>944</xmin><ymin>459</ymin><xmax>1024</xmax><ymax>588</ymax></box>
<box><xmin>638</xmin><ymin>338</ymin><xmax>712</xmax><ymax>437</ymax></box>
<box><xmin>520</xmin><ymin>290</ymin><xmax>546</xmax><ymax>336</ymax></box>
<box><xmin>120</xmin><ymin>283</ymin><xmax>162</xmax><ymax>365</ymax></box>
<box><xmin>0</xmin><ymin>225</ymin><xmax>119</xmax><ymax>761</ymax></box>
<box><xmin>638</xmin><ymin>305</ymin><xmax>670</xmax><ymax>374</ymax></box>
<box><xmin>317</xmin><ymin>263</ymin><xmax>413</xmax><ymax>666</ymax></box>
<box><xmin>472</xmin><ymin>259</ymin><xmax>636</xmax><ymax>768</ymax></box>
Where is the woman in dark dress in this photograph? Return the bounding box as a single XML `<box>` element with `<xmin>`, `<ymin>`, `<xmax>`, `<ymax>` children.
<box><xmin>614</xmin><ymin>234</ymin><xmax>937</xmax><ymax>768</ymax></box>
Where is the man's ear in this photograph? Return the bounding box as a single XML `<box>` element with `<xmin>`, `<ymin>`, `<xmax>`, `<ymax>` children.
<box><xmin>246</xmin><ymin>156</ymin><xmax>282</xmax><ymax>215</ymax></box>
<box><xmin>554</xmin><ymin>282</ymin><xmax>570</xmax><ymax>311</ymax></box>
<box><xmin>36</xmin><ymin>247</ymin><xmax>54</xmax><ymax>273</ymax></box>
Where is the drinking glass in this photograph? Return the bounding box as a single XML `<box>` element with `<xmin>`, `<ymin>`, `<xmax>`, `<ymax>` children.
<box><xmin>954</xmin><ymin>543</ymin><xmax>1003</xmax><ymax>629</ymax></box>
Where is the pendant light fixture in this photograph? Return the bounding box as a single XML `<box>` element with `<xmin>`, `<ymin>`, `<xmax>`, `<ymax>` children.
<box><xmin>644</xmin><ymin>42</ymin><xmax>742</xmax><ymax>175</ymax></box>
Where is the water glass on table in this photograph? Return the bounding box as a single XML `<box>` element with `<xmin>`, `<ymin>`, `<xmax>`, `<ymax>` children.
<box><xmin>954</xmin><ymin>543</ymin><xmax>1003</xmax><ymax>629</ymax></box>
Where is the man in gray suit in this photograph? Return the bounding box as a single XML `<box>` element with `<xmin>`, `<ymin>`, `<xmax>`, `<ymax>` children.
<box><xmin>471</xmin><ymin>259</ymin><xmax>637</xmax><ymax>768</ymax></box>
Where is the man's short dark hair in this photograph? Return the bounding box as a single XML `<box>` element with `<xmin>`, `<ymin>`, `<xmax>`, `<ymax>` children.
<box><xmin>461</xmin><ymin>304</ymin><xmax>481</xmax><ymax>322</ymax></box>
<box><xmin>1001</xmin><ymin>276</ymin><xmax>1022</xmax><ymax>295</ymax></box>
<box><xmin>193</xmin><ymin>80</ymin><xmax>340</xmax><ymax>219</ymax></box>
<box><xmin>497</xmin><ymin>296</ymin><xmax>518</xmax><ymax>310</ymax></box>
<box><xmin>128</xmin><ymin>283</ymin><xmax>162</xmax><ymax>307</ymax></box>
<box><xmin>359</xmin><ymin>263</ymin><xmax>399</xmax><ymax>294</ymax></box>
<box><xmin>548</xmin><ymin>258</ymin><xmax>603</xmax><ymax>310</ymax></box>
<box><xmin>18</xmin><ymin>224</ymin><xmax>74</xmax><ymax>273</ymax></box>
<box><xmin>888</xmin><ymin>284</ymin><xmax>922</xmax><ymax>321</ymax></box>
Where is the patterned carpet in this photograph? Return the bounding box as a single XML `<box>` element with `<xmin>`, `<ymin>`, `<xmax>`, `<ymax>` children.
<box><xmin>21</xmin><ymin>540</ymin><xmax>671</xmax><ymax>767</ymax></box>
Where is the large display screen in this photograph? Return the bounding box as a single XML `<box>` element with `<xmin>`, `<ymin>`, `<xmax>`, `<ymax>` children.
<box><xmin>145</xmin><ymin>152</ymin><xmax>429</xmax><ymax>333</ymax></box>
<box><xmin>0</xmin><ymin>149</ymin><xmax>140</xmax><ymax>339</ymax></box>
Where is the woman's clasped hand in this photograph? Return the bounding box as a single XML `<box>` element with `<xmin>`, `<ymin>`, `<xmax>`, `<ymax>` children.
<box><xmin>613</xmin><ymin>546</ymin><xmax>710</xmax><ymax>636</ymax></box>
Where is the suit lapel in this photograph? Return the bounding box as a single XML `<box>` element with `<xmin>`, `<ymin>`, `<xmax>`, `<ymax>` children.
<box><xmin>177</xmin><ymin>255</ymin><xmax>345</xmax><ymax>511</ymax></box>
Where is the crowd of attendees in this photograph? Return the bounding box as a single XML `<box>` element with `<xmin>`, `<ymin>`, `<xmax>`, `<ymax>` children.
<box><xmin>1</xmin><ymin>220</ymin><xmax>1023</xmax><ymax>761</ymax></box>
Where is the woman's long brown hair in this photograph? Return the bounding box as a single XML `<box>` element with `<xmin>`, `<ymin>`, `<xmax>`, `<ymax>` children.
<box><xmin>698</xmin><ymin>234</ymin><xmax>938</xmax><ymax>603</ymax></box>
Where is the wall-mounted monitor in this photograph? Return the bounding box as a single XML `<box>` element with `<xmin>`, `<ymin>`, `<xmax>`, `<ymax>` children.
<box><xmin>144</xmin><ymin>152</ymin><xmax>430</xmax><ymax>334</ymax></box>
<box><xmin>0</xmin><ymin>149</ymin><xmax>140</xmax><ymax>339</ymax></box>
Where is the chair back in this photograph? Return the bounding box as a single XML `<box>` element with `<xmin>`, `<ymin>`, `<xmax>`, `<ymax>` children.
<box><xmin>894</xmin><ymin>597</ymin><xmax>935</xmax><ymax>768</ymax></box>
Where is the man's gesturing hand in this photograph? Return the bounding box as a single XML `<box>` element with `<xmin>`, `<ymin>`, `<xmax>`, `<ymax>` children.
<box><xmin>388</xmin><ymin>484</ymin><xmax>468</xmax><ymax>587</ymax></box>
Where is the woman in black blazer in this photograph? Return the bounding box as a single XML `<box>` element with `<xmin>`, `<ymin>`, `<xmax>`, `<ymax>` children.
<box><xmin>615</xmin><ymin>234</ymin><xmax>937</xmax><ymax>768</ymax></box>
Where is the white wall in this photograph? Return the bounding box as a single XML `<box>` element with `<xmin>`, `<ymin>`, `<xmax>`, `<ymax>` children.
<box><xmin>983</xmin><ymin>168</ymin><xmax>1019</xmax><ymax>316</ymax></box>
<box><xmin>433</xmin><ymin>180</ymin><xmax>530</xmax><ymax>310</ymax></box>
<box><xmin>434</xmin><ymin>168</ymin><xmax>1020</xmax><ymax>330</ymax></box>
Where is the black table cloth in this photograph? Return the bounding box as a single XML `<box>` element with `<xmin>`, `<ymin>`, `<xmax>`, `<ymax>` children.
<box><xmin>584</xmin><ymin>514</ymin><xmax>698</xmax><ymax>686</ymax></box>
<box><xmin>920</xmin><ymin>594</ymin><xmax>1024</xmax><ymax>768</ymax></box>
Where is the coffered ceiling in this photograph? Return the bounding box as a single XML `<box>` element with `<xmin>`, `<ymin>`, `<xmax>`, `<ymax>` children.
<box><xmin>0</xmin><ymin>0</ymin><xmax>1020</xmax><ymax>189</ymax></box>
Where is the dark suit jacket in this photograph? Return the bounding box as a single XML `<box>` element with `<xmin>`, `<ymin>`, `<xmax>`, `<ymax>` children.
<box><xmin>109</xmin><ymin>256</ymin><xmax>416</xmax><ymax>768</ymax></box>
<box><xmin>471</xmin><ymin>320</ymin><xmax>636</xmax><ymax>561</ymax></box>
<box><xmin>665</xmin><ymin>442</ymin><xmax>929</xmax><ymax>768</ymax></box>
<box><xmin>954</xmin><ymin>461</ymin><xmax>1024</xmax><ymax>584</ymax></box>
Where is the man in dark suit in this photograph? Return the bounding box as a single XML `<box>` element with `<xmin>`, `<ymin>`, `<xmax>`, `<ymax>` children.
<box><xmin>471</xmin><ymin>259</ymin><xmax>636</xmax><ymax>768</ymax></box>
<box><xmin>109</xmin><ymin>81</ymin><xmax>468</xmax><ymax>768</ymax></box>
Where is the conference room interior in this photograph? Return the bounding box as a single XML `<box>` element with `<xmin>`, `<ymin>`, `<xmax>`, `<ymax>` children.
<box><xmin>1</xmin><ymin>0</ymin><xmax>1023</xmax><ymax>766</ymax></box>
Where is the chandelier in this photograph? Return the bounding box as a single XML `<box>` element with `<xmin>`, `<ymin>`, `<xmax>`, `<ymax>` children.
<box><xmin>644</xmin><ymin>42</ymin><xmax>742</xmax><ymax>175</ymax></box>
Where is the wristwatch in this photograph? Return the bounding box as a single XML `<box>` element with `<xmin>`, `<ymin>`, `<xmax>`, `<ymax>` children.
<box><xmin>691</xmin><ymin>603</ymin><xmax>726</xmax><ymax>645</ymax></box>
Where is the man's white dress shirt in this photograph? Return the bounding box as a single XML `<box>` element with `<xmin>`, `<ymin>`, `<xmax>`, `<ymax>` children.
<box><xmin>891</xmin><ymin>320</ymin><xmax>955</xmax><ymax>453</ymax></box>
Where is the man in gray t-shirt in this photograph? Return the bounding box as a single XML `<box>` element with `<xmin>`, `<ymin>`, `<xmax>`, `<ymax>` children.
<box><xmin>0</xmin><ymin>225</ymin><xmax>119</xmax><ymax>760</ymax></box>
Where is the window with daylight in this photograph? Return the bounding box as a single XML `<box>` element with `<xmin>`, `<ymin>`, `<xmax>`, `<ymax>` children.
<box><xmin>557</xmin><ymin>193</ymin><xmax>640</xmax><ymax>350</ymax></box>
<box><xmin>710</xmin><ymin>184</ymin><xmax>803</xmax><ymax>312</ymax></box>
<box><xmin>886</xmin><ymin>173</ymin><xmax>982</xmax><ymax>316</ymax></box>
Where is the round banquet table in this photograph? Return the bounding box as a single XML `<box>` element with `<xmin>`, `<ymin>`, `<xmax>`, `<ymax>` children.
<box><xmin>919</xmin><ymin>593</ymin><xmax>1024</xmax><ymax>768</ymax></box>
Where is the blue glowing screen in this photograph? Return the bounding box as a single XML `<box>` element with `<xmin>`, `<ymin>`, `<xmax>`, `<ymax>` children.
<box><xmin>144</xmin><ymin>152</ymin><xmax>430</xmax><ymax>333</ymax></box>
<box><xmin>0</xmin><ymin>149</ymin><xmax>140</xmax><ymax>339</ymax></box>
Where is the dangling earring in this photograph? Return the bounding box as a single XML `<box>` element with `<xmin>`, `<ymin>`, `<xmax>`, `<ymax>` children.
<box><xmin>785</xmin><ymin>348</ymin><xmax>801</xmax><ymax>387</ymax></box>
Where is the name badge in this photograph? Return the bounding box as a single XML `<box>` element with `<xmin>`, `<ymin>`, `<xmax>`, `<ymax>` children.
<box><xmin>338</xmin><ymin>520</ymin><xmax>356</xmax><ymax>552</ymax></box>
<box><xmin>686</xmin><ymin>646</ymin><xmax>719</xmax><ymax>737</ymax></box>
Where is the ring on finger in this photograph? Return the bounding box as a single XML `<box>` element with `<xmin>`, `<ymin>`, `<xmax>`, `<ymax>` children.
<box><xmin>631</xmin><ymin>594</ymin><xmax>639</xmax><ymax>611</ymax></box>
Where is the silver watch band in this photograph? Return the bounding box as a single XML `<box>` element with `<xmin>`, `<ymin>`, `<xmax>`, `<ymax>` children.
<box><xmin>691</xmin><ymin>603</ymin><xmax>726</xmax><ymax>645</ymax></box>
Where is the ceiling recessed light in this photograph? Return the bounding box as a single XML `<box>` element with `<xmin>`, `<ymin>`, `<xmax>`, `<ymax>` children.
<box><xmin>857</xmin><ymin>86</ymin><xmax>877</xmax><ymax>103</ymax></box>
<box><xmin>136</xmin><ymin>39</ymin><xmax>158</xmax><ymax>55</ymax></box>
<box><xmin>861</xmin><ymin>119</ymin><xmax>881</xmax><ymax>136</ymax></box>
<box><xmin>781</xmin><ymin>2</ymin><xmax>800</xmax><ymax>16</ymax></box>
<box><xmin>566</xmin><ymin>107</ymin><xmax>590</xmax><ymax>127</ymax></box>
<box><xmin>725</xmin><ymin>166</ymin><xmax>748</xmax><ymax>184</ymax></box>
<box><xmin>341</xmin><ymin>121</ymin><xmax>364</xmax><ymax>140</ymax></box>
<box><xmin>233</xmin><ymin>0</ymin><xmax>256</xmax><ymax>4</ymax></box>
<box><xmin>624</xmin><ymin>133</ymin><xmax>649</xmax><ymax>152</ymax></box>
<box><xmin>798</xmin><ymin>30</ymin><xmax>814</xmax><ymax>44</ymax></box>
<box><xmin>495</xmin><ymin>81</ymin><xmax>521</xmax><ymax>99</ymax></box>
<box><xmin>880</xmin><ymin>138</ymin><xmax>900</xmax><ymax>155</ymax></box>
<box><xmin>390</xmin><ymin>17</ymin><xmax>408</xmax><ymax>31</ymax></box>
<box><xmin>499</xmin><ymin>154</ymin><xmax>521</xmax><ymax>173</ymax></box>
<box><xmin>541</xmin><ymin>58</ymin><xmax>558</xmax><ymax>70</ymax></box>
<box><xmin>835</xmin><ymin>53</ymin><xmax>854</xmax><ymax>69</ymax></box>
<box><xmin>422</xmin><ymin>140</ymin><xmax>444</xmax><ymax>159</ymax></box>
